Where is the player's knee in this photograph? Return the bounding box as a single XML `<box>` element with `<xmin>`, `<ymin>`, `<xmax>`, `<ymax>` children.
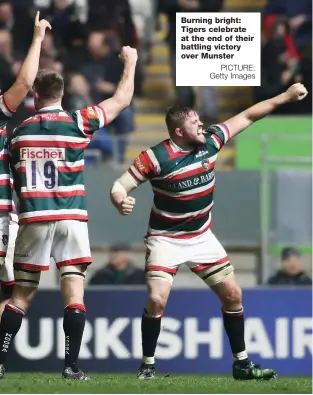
<box><xmin>11</xmin><ymin>281</ymin><xmax>38</xmax><ymax>312</ymax></box>
<box><xmin>1</xmin><ymin>284</ymin><xmax>14</xmax><ymax>301</ymax></box>
<box><xmin>221</xmin><ymin>283</ymin><xmax>242</xmax><ymax>307</ymax></box>
<box><xmin>148</xmin><ymin>293</ymin><xmax>167</xmax><ymax>314</ymax></box>
<box><xmin>60</xmin><ymin>265</ymin><xmax>86</xmax><ymax>306</ymax></box>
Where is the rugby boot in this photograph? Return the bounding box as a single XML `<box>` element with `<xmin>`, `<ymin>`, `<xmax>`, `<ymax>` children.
<box><xmin>62</xmin><ymin>366</ymin><xmax>88</xmax><ymax>380</ymax></box>
<box><xmin>0</xmin><ymin>364</ymin><xmax>4</xmax><ymax>379</ymax></box>
<box><xmin>137</xmin><ymin>363</ymin><xmax>156</xmax><ymax>379</ymax></box>
<box><xmin>233</xmin><ymin>360</ymin><xmax>277</xmax><ymax>380</ymax></box>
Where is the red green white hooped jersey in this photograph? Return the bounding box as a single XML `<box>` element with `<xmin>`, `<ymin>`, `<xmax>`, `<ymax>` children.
<box><xmin>9</xmin><ymin>105</ymin><xmax>107</xmax><ymax>224</ymax></box>
<box><xmin>0</xmin><ymin>95</ymin><xmax>15</xmax><ymax>212</ymax></box>
<box><xmin>127</xmin><ymin>123</ymin><xmax>230</xmax><ymax>239</ymax></box>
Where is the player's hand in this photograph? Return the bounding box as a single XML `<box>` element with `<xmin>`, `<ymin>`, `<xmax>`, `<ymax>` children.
<box><xmin>118</xmin><ymin>46</ymin><xmax>138</xmax><ymax>66</ymax></box>
<box><xmin>285</xmin><ymin>83</ymin><xmax>308</xmax><ymax>102</ymax></box>
<box><xmin>118</xmin><ymin>196</ymin><xmax>136</xmax><ymax>215</ymax></box>
<box><xmin>33</xmin><ymin>11</ymin><xmax>52</xmax><ymax>42</ymax></box>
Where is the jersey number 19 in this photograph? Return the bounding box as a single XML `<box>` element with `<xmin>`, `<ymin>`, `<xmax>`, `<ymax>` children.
<box><xmin>23</xmin><ymin>147</ymin><xmax>65</xmax><ymax>192</ymax></box>
<box><xmin>29</xmin><ymin>160</ymin><xmax>57</xmax><ymax>190</ymax></box>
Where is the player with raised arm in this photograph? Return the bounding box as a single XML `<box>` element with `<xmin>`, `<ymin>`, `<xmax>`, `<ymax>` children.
<box><xmin>0</xmin><ymin>12</ymin><xmax>51</xmax><ymax>318</ymax></box>
<box><xmin>110</xmin><ymin>83</ymin><xmax>308</xmax><ymax>380</ymax></box>
<box><xmin>0</xmin><ymin>46</ymin><xmax>137</xmax><ymax>380</ymax></box>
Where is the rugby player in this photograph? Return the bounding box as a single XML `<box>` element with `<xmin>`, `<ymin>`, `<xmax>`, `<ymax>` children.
<box><xmin>110</xmin><ymin>83</ymin><xmax>308</xmax><ymax>380</ymax></box>
<box><xmin>0</xmin><ymin>46</ymin><xmax>138</xmax><ymax>380</ymax></box>
<box><xmin>0</xmin><ymin>12</ymin><xmax>51</xmax><ymax>318</ymax></box>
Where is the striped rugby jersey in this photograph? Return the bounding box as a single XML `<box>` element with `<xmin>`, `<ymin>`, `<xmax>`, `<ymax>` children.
<box><xmin>128</xmin><ymin>124</ymin><xmax>230</xmax><ymax>239</ymax></box>
<box><xmin>10</xmin><ymin>105</ymin><xmax>106</xmax><ymax>224</ymax></box>
<box><xmin>0</xmin><ymin>95</ymin><xmax>14</xmax><ymax>212</ymax></box>
<box><xmin>0</xmin><ymin>94</ymin><xmax>15</xmax><ymax>259</ymax></box>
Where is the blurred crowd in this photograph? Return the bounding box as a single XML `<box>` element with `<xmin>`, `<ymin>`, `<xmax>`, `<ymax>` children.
<box><xmin>0</xmin><ymin>0</ymin><xmax>154</xmax><ymax>164</ymax></box>
<box><xmin>86</xmin><ymin>244</ymin><xmax>311</xmax><ymax>287</ymax></box>
<box><xmin>255</xmin><ymin>0</ymin><xmax>312</xmax><ymax>114</ymax></box>
<box><xmin>0</xmin><ymin>0</ymin><xmax>311</xmax><ymax>166</ymax></box>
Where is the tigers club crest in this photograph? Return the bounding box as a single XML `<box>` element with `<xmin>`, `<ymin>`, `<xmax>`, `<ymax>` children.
<box><xmin>201</xmin><ymin>158</ymin><xmax>211</xmax><ymax>170</ymax></box>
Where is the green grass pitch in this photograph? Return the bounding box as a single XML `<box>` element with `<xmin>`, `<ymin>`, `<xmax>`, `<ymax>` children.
<box><xmin>0</xmin><ymin>373</ymin><xmax>311</xmax><ymax>393</ymax></box>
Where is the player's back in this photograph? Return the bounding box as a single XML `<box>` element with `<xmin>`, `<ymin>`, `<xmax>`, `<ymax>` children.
<box><xmin>10</xmin><ymin>107</ymin><xmax>91</xmax><ymax>224</ymax></box>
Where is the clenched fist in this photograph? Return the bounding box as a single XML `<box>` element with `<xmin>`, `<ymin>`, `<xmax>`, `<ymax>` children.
<box><xmin>118</xmin><ymin>46</ymin><xmax>138</xmax><ymax>66</ymax></box>
<box><xmin>285</xmin><ymin>83</ymin><xmax>308</xmax><ymax>102</ymax></box>
<box><xmin>33</xmin><ymin>11</ymin><xmax>52</xmax><ymax>42</ymax></box>
<box><xmin>117</xmin><ymin>196</ymin><xmax>136</xmax><ymax>215</ymax></box>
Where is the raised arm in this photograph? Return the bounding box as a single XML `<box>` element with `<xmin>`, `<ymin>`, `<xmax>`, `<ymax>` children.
<box><xmin>97</xmin><ymin>46</ymin><xmax>138</xmax><ymax>124</ymax></box>
<box><xmin>223</xmin><ymin>83</ymin><xmax>308</xmax><ymax>139</ymax></box>
<box><xmin>3</xmin><ymin>12</ymin><xmax>51</xmax><ymax>113</ymax></box>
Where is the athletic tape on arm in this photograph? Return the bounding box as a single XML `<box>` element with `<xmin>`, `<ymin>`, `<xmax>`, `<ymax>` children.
<box><xmin>111</xmin><ymin>171</ymin><xmax>138</xmax><ymax>195</ymax></box>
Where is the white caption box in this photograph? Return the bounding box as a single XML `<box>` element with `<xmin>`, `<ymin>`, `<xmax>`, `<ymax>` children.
<box><xmin>176</xmin><ymin>12</ymin><xmax>261</xmax><ymax>87</ymax></box>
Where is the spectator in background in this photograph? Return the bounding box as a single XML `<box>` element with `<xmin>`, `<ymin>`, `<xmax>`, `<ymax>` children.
<box><xmin>0</xmin><ymin>0</ymin><xmax>33</xmax><ymax>55</ymax></box>
<box><xmin>34</xmin><ymin>0</ymin><xmax>88</xmax><ymax>24</ymax></box>
<box><xmin>63</xmin><ymin>21</ymin><xmax>88</xmax><ymax>72</ymax></box>
<box><xmin>3</xmin><ymin>0</ymin><xmax>144</xmax><ymax>161</ymax></box>
<box><xmin>286</xmin><ymin>0</ymin><xmax>312</xmax><ymax>53</ymax></box>
<box><xmin>87</xmin><ymin>0</ymin><xmax>143</xmax><ymax>96</ymax></box>
<box><xmin>267</xmin><ymin>247</ymin><xmax>312</xmax><ymax>286</ymax></box>
<box><xmin>0</xmin><ymin>1</ymin><xmax>13</xmax><ymax>30</ymax></box>
<box><xmin>42</xmin><ymin>0</ymin><xmax>81</xmax><ymax>49</ymax></box>
<box><xmin>263</xmin><ymin>0</ymin><xmax>312</xmax><ymax>52</ymax></box>
<box><xmin>254</xmin><ymin>18</ymin><xmax>304</xmax><ymax>114</ymax></box>
<box><xmin>88</xmin><ymin>0</ymin><xmax>137</xmax><ymax>48</ymax></box>
<box><xmin>64</xmin><ymin>72</ymin><xmax>92</xmax><ymax>110</ymax></box>
<box><xmin>128</xmin><ymin>0</ymin><xmax>156</xmax><ymax>64</ymax></box>
<box><xmin>81</xmin><ymin>31</ymin><xmax>134</xmax><ymax>164</ymax></box>
<box><xmin>262</xmin><ymin>0</ymin><xmax>312</xmax><ymax>115</ymax></box>
<box><xmin>0</xmin><ymin>29</ymin><xmax>15</xmax><ymax>92</ymax></box>
<box><xmin>159</xmin><ymin>0</ymin><xmax>223</xmax><ymax>108</ymax></box>
<box><xmin>297</xmin><ymin>40</ymin><xmax>312</xmax><ymax>113</ymax></box>
<box><xmin>88</xmin><ymin>244</ymin><xmax>146</xmax><ymax>285</ymax></box>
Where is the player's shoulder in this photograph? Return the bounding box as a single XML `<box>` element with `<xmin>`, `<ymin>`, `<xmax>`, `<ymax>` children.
<box><xmin>133</xmin><ymin>140</ymin><xmax>170</xmax><ymax>178</ymax></box>
<box><xmin>149</xmin><ymin>139</ymin><xmax>172</xmax><ymax>160</ymax></box>
<box><xmin>204</xmin><ymin>122</ymin><xmax>230</xmax><ymax>149</ymax></box>
<box><xmin>205</xmin><ymin>123</ymin><xmax>230</xmax><ymax>140</ymax></box>
<box><xmin>144</xmin><ymin>139</ymin><xmax>172</xmax><ymax>168</ymax></box>
<box><xmin>13</xmin><ymin>115</ymin><xmax>38</xmax><ymax>134</ymax></box>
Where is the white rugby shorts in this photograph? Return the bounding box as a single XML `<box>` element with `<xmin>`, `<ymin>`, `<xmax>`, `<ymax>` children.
<box><xmin>145</xmin><ymin>228</ymin><xmax>229</xmax><ymax>274</ymax></box>
<box><xmin>13</xmin><ymin>220</ymin><xmax>92</xmax><ymax>271</ymax></box>
<box><xmin>0</xmin><ymin>221</ymin><xmax>18</xmax><ymax>285</ymax></box>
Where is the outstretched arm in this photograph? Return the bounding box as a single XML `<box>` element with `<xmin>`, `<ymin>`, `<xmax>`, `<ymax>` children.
<box><xmin>97</xmin><ymin>46</ymin><xmax>138</xmax><ymax>124</ymax></box>
<box><xmin>223</xmin><ymin>83</ymin><xmax>308</xmax><ymax>139</ymax></box>
<box><xmin>3</xmin><ymin>12</ymin><xmax>51</xmax><ymax>113</ymax></box>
